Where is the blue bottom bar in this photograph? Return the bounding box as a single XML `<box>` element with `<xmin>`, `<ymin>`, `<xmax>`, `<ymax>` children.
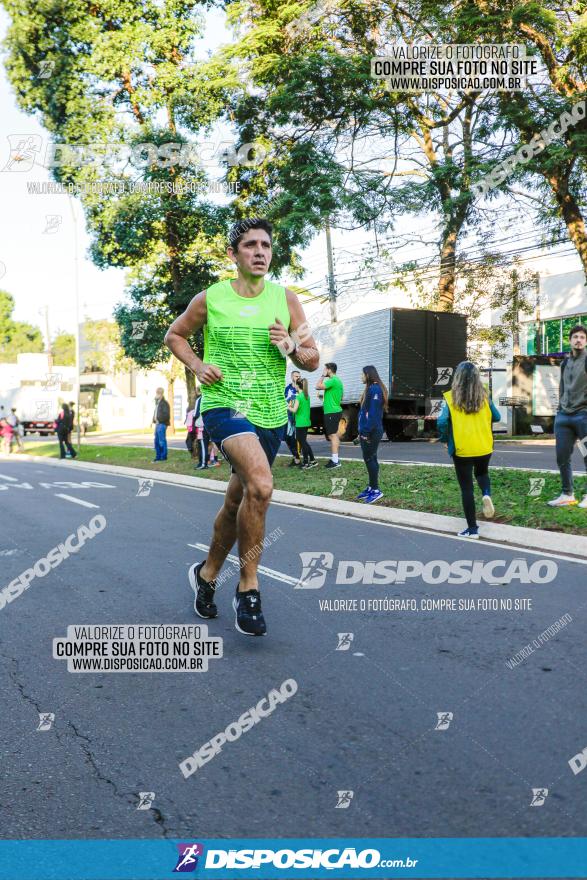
<box><xmin>0</xmin><ymin>838</ymin><xmax>586</xmax><ymax>879</ymax></box>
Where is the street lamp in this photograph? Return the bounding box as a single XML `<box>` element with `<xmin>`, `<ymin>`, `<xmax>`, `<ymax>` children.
<box><xmin>66</xmin><ymin>196</ymin><xmax>81</xmax><ymax>451</ymax></box>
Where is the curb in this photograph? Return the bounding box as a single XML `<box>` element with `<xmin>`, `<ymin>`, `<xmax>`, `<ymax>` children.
<box><xmin>3</xmin><ymin>453</ymin><xmax>587</xmax><ymax>560</ymax></box>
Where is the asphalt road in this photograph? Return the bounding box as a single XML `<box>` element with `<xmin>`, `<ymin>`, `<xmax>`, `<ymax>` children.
<box><xmin>1</xmin><ymin>458</ymin><xmax>586</xmax><ymax>842</ymax></box>
<box><xmin>23</xmin><ymin>430</ymin><xmax>585</xmax><ymax>474</ymax></box>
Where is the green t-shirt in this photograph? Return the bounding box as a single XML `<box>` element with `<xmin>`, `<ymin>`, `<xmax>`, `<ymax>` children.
<box><xmin>201</xmin><ymin>279</ymin><xmax>290</xmax><ymax>428</ymax></box>
<box><xmin>323</xmin><ymin>375</ymin><xmax>343</xmax><ymax>413</ymax></box>
<box><xmin>295</xmin><ymin>393</ymin><xmax>311</xmax><ymax>428</ymax></box>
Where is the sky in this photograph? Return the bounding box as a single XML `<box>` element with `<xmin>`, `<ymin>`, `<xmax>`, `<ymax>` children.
<box><xmin>0</xmin><ymin>6</ymin><xmax>582</xmax><ymax>344</ymax></box>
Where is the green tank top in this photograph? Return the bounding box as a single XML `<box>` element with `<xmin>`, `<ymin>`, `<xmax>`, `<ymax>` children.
<box><xmin>294</xmin><ymin>393</ymin><xmax>311</xmax><ymax>428</ymax></box>
<box><xmin>201</xmin><ymin>279</ymin><xmax>290</xmax><ymax>428</ymax></box>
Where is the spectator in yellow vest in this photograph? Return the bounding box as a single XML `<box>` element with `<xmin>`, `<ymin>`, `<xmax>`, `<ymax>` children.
<box><xmin>437</xmin><ymin>361</ymin><xmax>501</xmax><ymax>538</ymax></box>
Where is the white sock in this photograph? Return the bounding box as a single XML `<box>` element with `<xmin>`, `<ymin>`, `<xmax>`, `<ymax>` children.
<box><xmin>332</xmin><ymin>453</ymin><xmax>339</xmax><ymax>463</ymax></box>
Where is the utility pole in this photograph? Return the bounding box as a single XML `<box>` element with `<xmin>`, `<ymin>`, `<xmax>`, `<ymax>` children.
<box><xmin>511</xmin><ymin>270</ymin><xmax>520</xmax><ymax>357</ymax></box>
<box><xmin>534</xmin><ymin>273</ymin><xmax>542</xmax><ymax>355</ymax></box>
<box><xmin>325</xmin><ymin>218</ymin><xmax>337</xmax><ymax>323</ymax></box>
<box><xmin>40</xmin><ymin>305</ymin><xmax>53</xmax><ymax>370</ymax></box>
<box><xmin>67</xmin><ymin>197</ymin><xmax>81</xmax><ymax>451</ymax></box>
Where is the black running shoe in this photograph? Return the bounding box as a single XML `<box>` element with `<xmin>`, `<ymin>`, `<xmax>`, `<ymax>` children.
<box><xmin>233</xmin><ymin>588</ymin><xmax>266</xmax><ymax>636</ymax></box>
<box><xmin>188</xmin><ymin>561</ymin><xmax>218</xmax><ymax>619</ymax></box>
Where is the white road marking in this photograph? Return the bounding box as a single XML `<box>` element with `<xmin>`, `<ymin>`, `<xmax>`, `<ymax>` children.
<box><xmin>187</xmin><ymin>542</ymin><xmax>299</xmax><ymax>585</ymax></box>
<box><xmin>54</xmin><ymin>493</ymin><xmax>100</xmax><ymax>508</ymax></box>
<box><xmin>493</xmin><ymin>450</ymin><xmax>541</xmax><ymax>455</ymax></box>
<box><xmin>0</xmin><ymin>473</ymin><xmax>19</xmax><ymax>481</ymax></box>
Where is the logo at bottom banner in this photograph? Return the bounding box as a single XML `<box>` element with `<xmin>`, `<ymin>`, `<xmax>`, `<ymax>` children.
<box><xmin>201</xmin><ymin>848</ymin><xmax>382</xmax><ymax>870</ymax></box>
<box><xmin>173</xmin><ymin>843</ymin><xmax>204</xmax><ymax>872</ymax></box>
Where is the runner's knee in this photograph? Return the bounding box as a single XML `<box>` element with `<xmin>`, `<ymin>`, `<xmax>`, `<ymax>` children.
<box><xmin>245</xmin><ymin>474</ymin><xmax>273</xmax><ymax>506</ymax></box>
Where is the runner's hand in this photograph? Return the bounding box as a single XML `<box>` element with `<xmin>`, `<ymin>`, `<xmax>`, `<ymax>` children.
<box><xmin>196</xmin><ymin>363</ymin><xmax>223</xmax><ymax>385</ymax></box>
<box><xmin>268</xmin><ymin>317</ymin><xmax>294</xmax><ymax>353</ymax></box>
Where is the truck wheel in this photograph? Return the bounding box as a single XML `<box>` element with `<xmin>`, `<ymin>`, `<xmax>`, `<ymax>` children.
<box><xmin>385</xmin><ymin>419</ymin><xmax>410</xmax><ymax>442</ymax></box>
<box><xmin>338</xmin><ymin>407</ymin><xmax>358</xmax><ymax>442</ymax></box>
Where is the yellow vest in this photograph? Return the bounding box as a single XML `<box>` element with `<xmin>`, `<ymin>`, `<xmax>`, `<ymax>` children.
<box><xmin>443</xmin><ymin>390</ymin><xmax>494</xmax><ymax>457</ymax></box>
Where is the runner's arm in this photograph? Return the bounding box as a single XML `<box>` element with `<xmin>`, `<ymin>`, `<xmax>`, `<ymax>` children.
<box><xmin>164</xmin><ymin>292</ymin><xmax>223</xmax><ymax>386</ymax></box>
<box><xmin>286</xmin><ymin>290</ymin><xmax>319</xmax><ymax>371</ymax></box>
<box><xmin>268</xmin><ymin>290</ymin><xmax>319</xmax><ymax>371</ymax></box>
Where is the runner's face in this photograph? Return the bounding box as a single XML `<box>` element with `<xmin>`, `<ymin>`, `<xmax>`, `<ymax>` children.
<box><xmin>570</xmin><ymin>332</ymin><xmax>587</xmax><ymax>352</ymax></box>
<box><xmin>231</xmin><ymin>229</ymin><xmax>272</xmax><ymax>277</ymax></box>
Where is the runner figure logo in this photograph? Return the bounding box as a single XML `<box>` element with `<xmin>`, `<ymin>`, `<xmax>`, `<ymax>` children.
<box><xmin>37</xmin><ymin>59</ymin><xmax>55</xmax><ymax>79</ymax></box>
<box><xmin>131</xmin><ymin>321</ymin><xmax>148</xmax><ymax>340</ymax></box>
<box><xmin>295</xmin><ymin>552</ymin><xmax>334</xmax><ymax>589</ymax></box>
<box><xmin>428</xmin><ymin>399</ymin><xmax>444</xmax><ymax>418</ymax></box>
<box><xmin>136</xmin><ymin>792</ymin><xmax>155</xmax><ymax>810</ymax></box>
<box><xmin>37</xmin><ymin>712</ymin><xmax>55</xmax><ymax>731</ymax></box>
<box><xmin>137</xmin><ymin>479</ymin><xmax>154</xmax><ymax>497</ymax></box>
<box><xmin>435</xmin><ymin>711</ymin><xmax>453</xmax><ymax>730</ymax></box>
<box><xmin>435</xmin><ymin>367</ymin><xmax>454</xmax><ymax>386</ymax></box>
<box><xmin>528</xmin><ymin>477</ymin><xmax>545</xmax><ymax>497</ymax></box>
<box><xmin>173</xmin><ymin>843</ymin><xmax>204</xmax><ymax>872</ymax></box>
<box><xmin>530</xmin><ymin>788</ymin><xmax>548</xmax><ymax>806</ymax></box>
<box><xmin>35</xmin><ymin>400</ymin><xmax>52</xmax><ymax>419</ymax></box>
<box><xmin>3</xmin><ymin>134</ymin><xmax>42</xmax><ymax>172</ymax></box>
<box><xmin>43</xmin><ymin>215</ymin><xmax>62</xmax><ymax>234</ymax></box>
<box><xmin>329</xmin><ymin>477</ymin><xmax>347</xmax><ymax>497</ymax></box>
<box><xmin>336</xmin><ymin>633</ymin><xmax>354</xmax><ymax>651</ymax></box>
<box><xmin>335</xmin><ymin>790</ymin><xmax>354</xmax><ymax>809</ymax></box>
<box><xmin>42</xmin><ymin>372</ymin><xmax>62</xmax><ymax>390</ymax></box>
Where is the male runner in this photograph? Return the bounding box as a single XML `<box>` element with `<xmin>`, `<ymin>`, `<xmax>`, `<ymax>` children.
<box><xmin>548</xmin><ymin>324</ymin><xmax>587</xmax><ymax>508</ymax></box>
<box><xmin>164</xmin><ymin>219</ymin><xmax>319</xmax><ymax>635</ymax></box>
<box><xmin>316</xmin><ymin>362</ymin><xmax>344</xmax><ymax>468</ymax></box>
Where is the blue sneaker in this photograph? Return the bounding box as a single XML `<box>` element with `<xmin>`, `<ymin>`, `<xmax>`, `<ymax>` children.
<box><xmin>457</xmin><ymin>527</ymin><xmax>479</xmax><ymax>539</ymax></box>
<box><xmin>233</xmin><ymin>588</ymin><xmax>267</xmax><ymax>636</ymax></box>
<box><xmin>356</xmin><ymin>486</ymin><xmax>371</xmax><ymax>500</ymax></box>
<box><xmin>364</xmin><ymin>489</ymin><xmax>384</xmax><ymax>504</ymax></box>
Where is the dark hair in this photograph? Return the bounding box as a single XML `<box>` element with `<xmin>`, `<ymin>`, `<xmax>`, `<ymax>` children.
<box><xmin>451</xmin><ymin>360</ymin><xmax>486</xmax><ymax>413</ymax></box>
<box><xmin>360</xmin><ymin>365</ymin><xmax>388</xmax><ymax>411</ymax></box>
<box><xmin>228</xmin><ymin>218</ymin><xmax>273</xmax><ymax>251</ymax></box>
<box><xmin>62</xmin><ymin>403</ymin><xmax>70</xmax><ymax>415</ymax></box>
<box><xmin>325</xmin><ymin>362</ymin><xmax>337</xmax><ymax>373</ymax></box>
<box><xmin>569</xmin><ymin>324</ymin><xmax>587</xmax><ymax>340</ymax></box>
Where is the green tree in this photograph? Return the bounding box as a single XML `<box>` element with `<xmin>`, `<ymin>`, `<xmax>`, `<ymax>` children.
<box><xmin>0</xmin><ymin>290</ymin><xmax>44</xmax><ymax>361</ymax></box>
<box><xmin>0</xmin><ymin>0</ymin><xmax>276</xmax><ymax>404</ymax></box>
<box><xmin>82</xmin><ymin>319</ymin><xmax>135</xmax><ymax>374</ymax></box>
<box><xmin>457</xmin><ymin>0</ymin><xmax>587</xmax><ymax>277</ymax></box>
<box><xmin>221</xmin><ymin>0</ymin><xmax>506</xmax><ymax>309</ymax></box>
<box><xmin>52</xmin><ymin>330</ymin><xmax>75</xmax><ymax>365</ymax></box>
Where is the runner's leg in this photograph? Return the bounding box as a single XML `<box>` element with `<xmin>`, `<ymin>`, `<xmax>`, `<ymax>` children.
<box><xmin>200</xmin><ymin>472</ymin><xmax>244</xmax><ymax>582</ymax></box>
<box><xmin>221</xmin><ymin>433</ymin><xmax>274</xmax><ymax>591</ymax></box>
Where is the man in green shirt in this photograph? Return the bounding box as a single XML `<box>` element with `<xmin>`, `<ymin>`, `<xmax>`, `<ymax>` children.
<box><xmin>316</xmin><ymin>362</ymin><xmax>344</xmax><ymax>469</ymax></box>
<box><xmin>165</xmin><ymin>219</ymin><xmax>319</xmax><ymax>636</ymax></box>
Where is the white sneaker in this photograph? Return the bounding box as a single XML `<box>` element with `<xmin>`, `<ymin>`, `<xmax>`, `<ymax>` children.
<box><xmin>482</xmin><ymin>495</ymin><xmax>495</xmax><ymax>518</ymax></box>
<box><xmin>578</xmin><ymin>495</ymin><xmax>587</xmax><ymax>509</ymax></box>
<box><xmin>547</xmin><ymin>493</ymin><xmax>577</xmax><ymax>507</ymax></box>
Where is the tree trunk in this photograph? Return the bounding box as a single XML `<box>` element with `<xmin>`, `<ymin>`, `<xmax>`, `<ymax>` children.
<box><xmin>548</xmin><ymin>171</ymin><xmax>587</xmax><ymax>281</ymax></box>
<box><xmin>438</xmin><ymin>226</ymin><xmax>458</xmax><ymax>310</ymax></box>
<box><xmin>168</xmin><ymin>378</ymin><xmax>175</xmax><ymax>435</ymax></box>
